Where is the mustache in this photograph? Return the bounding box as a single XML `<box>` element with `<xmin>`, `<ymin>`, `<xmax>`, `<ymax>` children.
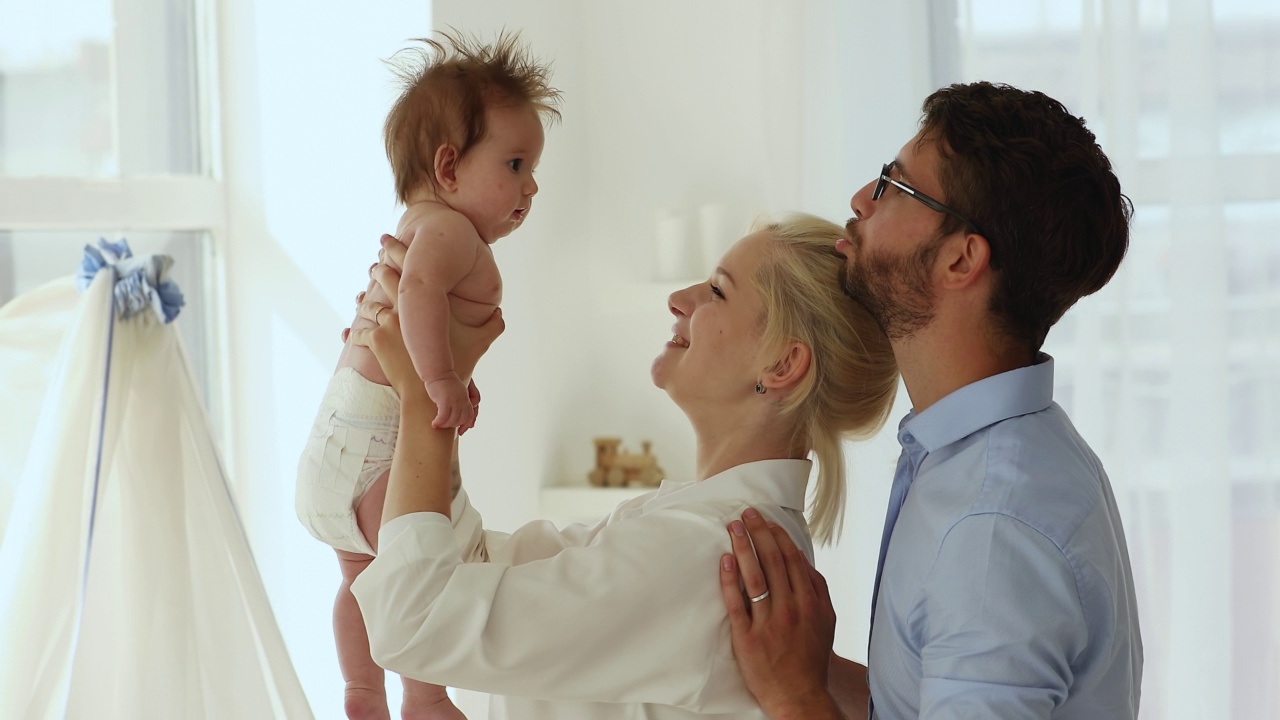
<box><xmin>843</xmin><ymin>217</ymin><xmax>862</xmax><ymax>250</ymax></box>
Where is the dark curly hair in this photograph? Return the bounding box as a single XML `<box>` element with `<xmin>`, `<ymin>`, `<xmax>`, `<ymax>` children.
<box><xmin>920</xmin><ymin>82</ymin><xmax>1132</xmax><ymax>354</ymax></box>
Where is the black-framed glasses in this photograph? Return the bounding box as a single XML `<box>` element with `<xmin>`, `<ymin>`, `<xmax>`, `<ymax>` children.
<box><xmin>873</xmin><ymin>161</ymin><xmax>998</xmax><ymax>269</ymax></box>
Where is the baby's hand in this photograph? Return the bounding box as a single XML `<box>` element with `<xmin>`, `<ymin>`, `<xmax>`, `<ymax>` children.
<box><xmin>425</xmin><ymin>374</ymin><xmax>476</xmax><ymax>429</ymax></box>
<box><xmin>458</xmin><ymin>379</ymin><xmax>481</xmax><ymax>436</ymax></box>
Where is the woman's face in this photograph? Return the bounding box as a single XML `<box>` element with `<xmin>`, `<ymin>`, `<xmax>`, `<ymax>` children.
<box><xmin>651</xmin><ymin>231</ymin><xmax>772</xmax><ymax>409</ymax></box>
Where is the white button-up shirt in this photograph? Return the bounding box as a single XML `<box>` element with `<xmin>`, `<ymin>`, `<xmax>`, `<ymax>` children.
<box><xmin>351</xmin><ymin>459</ymin><xmax>814</xmax><ymax>719</ymax></box>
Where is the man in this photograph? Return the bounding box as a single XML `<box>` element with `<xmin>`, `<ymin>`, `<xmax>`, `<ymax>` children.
<box><xmin>718</xmin><ymin>82</ymin><xmax>1143</xmax><ymax>719</ymax></box>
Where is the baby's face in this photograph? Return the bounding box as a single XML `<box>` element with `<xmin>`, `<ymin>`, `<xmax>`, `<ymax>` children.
<box><xmin>451</xmin><ymin>103</ymin><xmax>546</xmax><ymax>243</ymax></box>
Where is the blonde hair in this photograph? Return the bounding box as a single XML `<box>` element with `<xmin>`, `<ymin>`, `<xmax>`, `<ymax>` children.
<box><xmin>383</xmin><ymin>29</ymin><xmax>562</xmax><ymax>203</ymax></box>
<box><xmin>753</xmin><ymin>214</ymin><xmax>899</xmax><ymax>545</ymax></box>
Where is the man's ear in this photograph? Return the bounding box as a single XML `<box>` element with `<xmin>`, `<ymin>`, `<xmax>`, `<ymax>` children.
<box><xmin>939</xmin><ymin>231</ymin><xmax>994</xmax><ymax>290</ymax></box>
<box><xmin>761</xmin><ymin>341</ymin><xmax>812</xmax><ymax>394</ymax></box>
<box><xmin>434</xmin><ymin>144</ymin><xmax>461</xmax><ymax>193</ymax></box>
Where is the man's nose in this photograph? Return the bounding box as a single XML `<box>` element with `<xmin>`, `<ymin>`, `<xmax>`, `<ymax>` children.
<box><xmin>849</xmin><ymin>178</ymin><xmax>876</xmax><ymax>220</ymax></box>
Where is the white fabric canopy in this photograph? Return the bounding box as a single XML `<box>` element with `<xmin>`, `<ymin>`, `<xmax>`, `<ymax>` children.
<box><xmin>0</xmin><ymin>256</ymin><xmax>312</xmax><ymax>718</ymax></box>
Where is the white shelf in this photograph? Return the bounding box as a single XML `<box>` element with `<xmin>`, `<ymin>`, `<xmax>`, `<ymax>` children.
<box><xmin>539</xmin><ymin>485</ymin><xmax>653</xmax><ymax>524</ymax></box>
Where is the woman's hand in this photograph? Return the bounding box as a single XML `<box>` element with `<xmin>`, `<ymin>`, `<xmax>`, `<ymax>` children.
<box><xmin>342</xmin><ymin>234</ymin><xmax>410</xmax><ymax>344</ymax></box>
<box><xmin>349</xmin><ymin>301</ymin><xmax>420</xmax><ymax>395</ymax></box>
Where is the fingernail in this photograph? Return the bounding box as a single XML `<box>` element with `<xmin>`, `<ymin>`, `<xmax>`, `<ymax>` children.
<box><xmin>730</xmin><ymin>520</ymin><xmax>745</xmax><ymax>537</ymax></box>
<box><xmin>766</xmin><ymin>521</ymin><xmax>778</xmax><ymax>530</ymax></box>
<box><xmin>743</xmin><ymin>508</ymin><xmax>761</xmax><ymax>521</ymax></box>
<box><xmin>369</xmin><ymin>262</ymin><xmax>378</xmax><ymax>272</ymax></box>
<box><xmin>721</xmin><ymin>555</ymin><xmax>734</xmax><ymax>572</ymax></box>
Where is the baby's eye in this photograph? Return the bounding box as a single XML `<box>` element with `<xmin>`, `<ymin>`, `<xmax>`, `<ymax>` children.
<box><xmin>508</xmin><ymin>159</ymin><xmax>523</xmax><ymax>172</ymax></box>
<box><xmin>710</xmin><ymin>284</ymin><xmax>725</xmax><ymax>299</ymax></box>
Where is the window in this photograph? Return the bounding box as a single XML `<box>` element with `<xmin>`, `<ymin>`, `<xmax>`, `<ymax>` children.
<box><xmin>0</xmin><ymin>0</ymin><xmax>227</xmax><ymax>432</ymax></box>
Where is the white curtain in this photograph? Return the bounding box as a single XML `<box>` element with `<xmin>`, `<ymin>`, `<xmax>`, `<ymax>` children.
<box><xmin>0</xmin><ymin>269</ymin><xmax>312</xmax><ymax>719</ymax></box>
<box><xmin>933</xmin><ymin>1</ymin><xmax>1280</xmax><ymax>718</ymax></box>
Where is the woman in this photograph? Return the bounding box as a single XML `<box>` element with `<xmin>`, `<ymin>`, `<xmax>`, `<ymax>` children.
<box><xmin>348</xmin><ymin>214</ymin><xmax>897</xmax><ymax>718</ymax></box>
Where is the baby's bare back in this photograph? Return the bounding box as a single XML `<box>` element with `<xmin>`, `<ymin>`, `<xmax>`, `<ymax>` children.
<box><xmin>337</xmin><ymin>207</ymin><xmax>501</xmax><ymax>386</ymax></box>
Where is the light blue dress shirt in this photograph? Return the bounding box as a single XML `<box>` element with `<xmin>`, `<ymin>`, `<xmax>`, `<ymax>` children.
<box><xmin>869</xmin><ymin>355</ymin><xmax>1142</xmax><ymax>719</ymax></box>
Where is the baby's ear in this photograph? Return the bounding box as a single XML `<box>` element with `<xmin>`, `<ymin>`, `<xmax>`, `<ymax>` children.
<box><xmin>434</xmin><ymin>144</ymin><xmax>461</xmax><ymax>192</ymax></box>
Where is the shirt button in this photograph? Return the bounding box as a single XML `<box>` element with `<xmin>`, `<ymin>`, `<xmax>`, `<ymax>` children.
<box><xmin>902</xmin><ymin>433</ymin><xmax>915</xmax><ymax>445</ymax></box>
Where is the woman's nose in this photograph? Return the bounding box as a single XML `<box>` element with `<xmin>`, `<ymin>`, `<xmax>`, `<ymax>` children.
<box><xmin>668</xmin><ymin>285</ymin><xmax>695</xmax><ymax>317</ymax></box>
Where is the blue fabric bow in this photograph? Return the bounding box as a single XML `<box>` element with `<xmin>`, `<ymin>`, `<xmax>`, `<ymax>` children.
<box><xmin>76</xmin><ymin>238</ymin><xmax>185</xmax><ymax>323</ymax></box>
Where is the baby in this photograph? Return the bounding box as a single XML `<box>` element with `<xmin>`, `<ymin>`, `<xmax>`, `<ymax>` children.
<box><xmin>296</xmin><ymin>30</ymin><xmax>560</xmax><ymax>720</ymax></box>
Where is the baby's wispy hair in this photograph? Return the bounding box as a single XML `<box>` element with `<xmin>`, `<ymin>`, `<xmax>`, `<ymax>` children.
<box><xmin>383</xmin><ymin>28</ymin><xmax>562</xmax><ymax>204</ymax></box>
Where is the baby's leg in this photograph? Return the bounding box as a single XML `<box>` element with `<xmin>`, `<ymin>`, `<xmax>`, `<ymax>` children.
<box><xmin>401</xmin><ymin>679</ymin><xmax>466</xmax><ymax>720</ymax></box>
<box><xmin>335</xmin><ymin>548</ymin><xmax>389</xmax><ymax>720</ymax></box>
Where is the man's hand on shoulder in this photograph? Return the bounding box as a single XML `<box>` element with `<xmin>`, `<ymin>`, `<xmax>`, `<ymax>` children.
<box><xmin>718</xmin><ymin>508</ymin><xmax>847</xmax><ymax>720</ymax></box>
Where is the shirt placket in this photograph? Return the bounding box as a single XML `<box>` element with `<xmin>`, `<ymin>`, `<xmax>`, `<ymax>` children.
<box><xmin>867</xmin><ymin>430</ymin><xmax>926</xmax><ymax>718</ymax></box>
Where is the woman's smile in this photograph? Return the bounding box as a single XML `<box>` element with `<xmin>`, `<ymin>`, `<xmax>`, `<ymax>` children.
<box><xmin>669</xmin><ymin>325</ymin><xmax>690</xmax><ymax>348</ymax></box>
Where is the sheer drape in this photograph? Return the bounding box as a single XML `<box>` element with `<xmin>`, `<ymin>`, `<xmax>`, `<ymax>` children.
<box><xmin>933</xmin><ymin>2</ymin><xmax>1280</xmax><ymax>718</ymax></box>
<box><xmin>0</xmin><ymin>272</ymin><xmax>312</xmax><ymax>719</ymax></box>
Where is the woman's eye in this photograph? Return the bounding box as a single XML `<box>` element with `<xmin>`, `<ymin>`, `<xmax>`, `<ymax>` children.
<box><xmin>710</xmin><ymin>284</ymin><xmax>724</xmax><ymax>299</ymax></box>
<box><xmin>508</xmin><ymin>159</ymin><xmax>522</xmax><ymax>172</ymax></box>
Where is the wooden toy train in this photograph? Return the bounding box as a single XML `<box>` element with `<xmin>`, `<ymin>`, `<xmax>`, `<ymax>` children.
<box><xmin>587</xmin><ymin>437</ymin><xmax>665</xmax><ymax>488</ymax></box>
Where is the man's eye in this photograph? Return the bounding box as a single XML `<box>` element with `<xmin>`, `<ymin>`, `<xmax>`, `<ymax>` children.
<box><xmin>508</xmin><ymin>159</ymin><xmax>522</xmax><ymax>172</ymax></box>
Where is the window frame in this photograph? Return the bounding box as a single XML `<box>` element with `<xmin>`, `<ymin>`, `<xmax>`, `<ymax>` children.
<box><xmin>0</xmin><ymin>0</ymin><xmax>233</xmax><ymax>457</ymax></box>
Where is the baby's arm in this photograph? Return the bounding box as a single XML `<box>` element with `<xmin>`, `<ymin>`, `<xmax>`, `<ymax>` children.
<box><xmin>399</xmin><ymin>213</ymin><xmax>482</xmax><ymax>429</ymax></box>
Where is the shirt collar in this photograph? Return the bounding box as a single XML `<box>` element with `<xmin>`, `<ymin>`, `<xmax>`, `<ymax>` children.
<box><xmin>899</xmin><ymin>353</ymin><xmax>1055</xmax><ymax>453</ymax></box>
<box><xmin>645</xmin><ymin>459</ymin><xmax>812</xmax><ymax>514</ymax></box>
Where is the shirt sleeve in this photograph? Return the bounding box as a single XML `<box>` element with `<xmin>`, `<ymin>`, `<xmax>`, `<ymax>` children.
<box><xmin>916</xmin><ymin>513</ymin><xmax>1087</xmax><ymax>719</ymax></box>
<box><xmin>352</xmin><ymin>496</ymin><xmax>760</xmax><ymax>713</ymax></box>
<box><xmin>437</xmin><ymin>487</ymin><xmax>642</xmax><ymax>565</ymax></box>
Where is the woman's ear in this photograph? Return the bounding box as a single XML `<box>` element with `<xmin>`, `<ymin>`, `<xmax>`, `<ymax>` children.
<box><xmin>761</xmin><ymin>341</ymin><xmax>812</xmax><ymax>394</ymax></box>
<box><xmin>434</xmin><ymin>144</ymin><xmax>461</xmax><ymax>193</ymax></box>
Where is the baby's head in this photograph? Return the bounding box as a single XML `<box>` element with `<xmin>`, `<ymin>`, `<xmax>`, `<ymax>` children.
<box><xmin>384</xmin><ymin>30</ymin><xmax>562</xmax><ymax>242</ymax></box>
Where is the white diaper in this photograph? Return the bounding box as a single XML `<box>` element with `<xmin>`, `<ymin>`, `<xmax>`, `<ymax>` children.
<box><xmin>295</xmin><ymin>368</ymin><xmax>399</xmax><ymax>556</ymax></box>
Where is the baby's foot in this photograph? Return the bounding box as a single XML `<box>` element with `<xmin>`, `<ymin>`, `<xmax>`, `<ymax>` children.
<box><xmin>401</xmin><ymin>689</ymin><xmax>466</xmax><ymax>720</ymax></box>
<box><xmin>344</xmin><ymin>685</ymin><xmax>390</xmax><ymax>720</ymax></box>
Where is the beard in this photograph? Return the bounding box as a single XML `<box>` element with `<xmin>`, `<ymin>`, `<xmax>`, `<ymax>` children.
<box><xmin>840</xmin><ymin>219</ymin><xmax>942</xmax><ymax>341</ymax></box>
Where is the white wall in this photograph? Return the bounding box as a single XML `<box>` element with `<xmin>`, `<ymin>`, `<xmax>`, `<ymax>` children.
<box><xmin>218</xmin><ymin>1</ymin><xmax>930</xmax><ymax>716</ymax></box>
